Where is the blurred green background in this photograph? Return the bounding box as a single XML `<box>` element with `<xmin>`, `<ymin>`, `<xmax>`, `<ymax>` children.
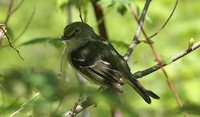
<box><xmin>0</xmin><ymin>0</ymin><xmax>200</xmax><ymax>117</ymax></box>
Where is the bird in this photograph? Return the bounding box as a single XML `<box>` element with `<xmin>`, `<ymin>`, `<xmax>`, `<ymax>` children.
<box><xmin>60</xmin><ymin>22</ymin><xmax>159</xmax><ymax>104</ymax></box>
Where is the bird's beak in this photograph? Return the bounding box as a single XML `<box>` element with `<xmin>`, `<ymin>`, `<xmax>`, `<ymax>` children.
<box><xmin>60</xmin><ymin>35</ymin><xmax>70</xmax><ymax>41</ymax></box>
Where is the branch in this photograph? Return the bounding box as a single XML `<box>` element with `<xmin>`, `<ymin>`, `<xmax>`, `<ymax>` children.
<box><xmin>5</xmin><ymin>0</ymin><xmax>26</xmax><ymax>25</ymax></box>
<box><xmin>4</xmin><ymin>0</ymin><xmax>14</xmax><ymax>25</ymax></box>
<box><xmin>78</xmin><ymin>0</ymin><xmax>84</xmax><ymax>22</ymax></box>
<box><xmin>11</xmin><ymin>0</ymin><xmax>25</xmax><ymax>14</ymax></box>
<box><xmin>62</xmin><ymin>97</ymin><xmax>95</xmax><ymax>117</ymax></box>
<box><xmin>92</xmin><ymin>0</ymin><xmax>108</xmax><ymax>39</ymax></box>
<box><xmin>9</xmin><ymin>92</ymin><xmax>40</xmax><ymax>117</ymax></box>
<box><xmin>133</xmin><ymin>41</ymin><xmax>200</xmax><ymax>78</ymax></box>
<box><xmin>0</xmin><ymin>9</ymin><xmax>35</xmax><ymax>48</ymax></box>
<box><xmin>124</xmin><ymin>0</ymin><xmax>151</xmax><ymax>61</ymax></box>
<box><xmin>0</xmin><ymin>26</ymin><xmax>24</xmax><ymax>60</ymax></box>
<box><xmin>147</xmin><ymin>0</ymin><xmax>179</xmax><ymax>39</ymax></box>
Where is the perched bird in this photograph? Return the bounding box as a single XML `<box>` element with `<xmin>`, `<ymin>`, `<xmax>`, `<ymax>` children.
<box><xmin>60</xmin><ymin>22</ymin><xmax>159</xmax><ymax>104</ymax></box>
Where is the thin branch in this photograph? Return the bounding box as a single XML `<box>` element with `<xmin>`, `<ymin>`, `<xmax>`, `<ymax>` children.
<box><xmin>78</xmin><ymin>0</ymin><xmax>84</xmax><ymax>22</ymax></box>
<box><xmin>0</xmin><ymin>27</ymin><xmax>24</xmax><ymax>60</ymax></box>
<box><xmin>133</xmin><ymin>41</ymin><xmax>200</xmax><ymax>78</ymax></box>
<box><xmin>124</xmin><ymin>0</ymin><xmax>151</xmax><ymax>61</ymax></box>
<box><xmin>4</xmin><ymin>0</ymin><xmax>14</xmax><ymax>25</ymax></box>
<box><xmin>9</xmin><ymin>92</ymin><xmax>40</xmax><ymax>117</ymax></box>
<box><xmin>147</xmin><ymin>0</ymin><xmax>179</xmax><ymax>39</ymax></box>
<box><xmin>0</xmin><ymin>9</ymin><xmax>35</xmax><ymax>48</ymax></box>
<box><xmin>62</xmin><ymin>97</ymin><xmax>95</xmax><ymax>117</ymax></box>
<box><xmin>11</xmin><ymin>0</ymin><xmax>25</xmax><ymax>14</ymax></box>
<box><xmin>13</xmin><ymin>9</ymin><xmax>35</xmax><ymax>42</ymax></box>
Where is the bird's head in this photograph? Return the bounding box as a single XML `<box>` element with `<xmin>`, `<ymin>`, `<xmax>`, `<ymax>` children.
<box><xmin>61</xmin><ymin>22</ymin><xmax>94</xmax><ymax>41</ymax></box>
<box><xmin>60</xmin><ymin>22</ymin><xmax>95</xmax><ymax>51</ymax></box>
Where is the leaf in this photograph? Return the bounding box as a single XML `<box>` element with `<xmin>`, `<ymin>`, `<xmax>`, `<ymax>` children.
<box><xmin>2</xmin><ymin>69</ymin><xmax>32</xmax><ymax>97</ymax></box>
<box><xmin>26</xmin><ymin>70</ymin><xmax>60</xmax><ymax>100</ymax></box>
<box><xmin>21</xmin><ymin>37</ymin><xmax>49</xmax><ymax>45</ymax></box>
<box><xmin>117</xmin><ymin>4</ymin><xmax>127</xmax><ymax>15</ymax></box>
<box><xmin>48</xmin><ymin>38</ymin><xmax>64</xmax><ymax>48</ymax></box>
<box><xmin>21</xmin><ymin>37</ymin><xmax>64</xmax><ymax>48</ymax></box>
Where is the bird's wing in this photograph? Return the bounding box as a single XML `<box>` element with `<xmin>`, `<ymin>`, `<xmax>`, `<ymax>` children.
<box><xmin>70</xmin><ymin>40</ymin><xmax>124</xmax><ymax>92</ymax></box>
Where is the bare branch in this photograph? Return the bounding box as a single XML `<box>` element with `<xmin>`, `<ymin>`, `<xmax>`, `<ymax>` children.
<box><xmin>14</xmin><ymin>10</ymin><xmax>35</xmax><ymax>42</ymax></box>
<box><xmin>0</xmin><ymin>9</ymin><xmax>35</xmax><ymax>48</ymax></box>
<box><xmin>4</xmin><ymin>0</ymin><xmax>14</xmax><ymax>25</ymax></box>
<box><xmin>9</xmin><ymin>92</ymin><xmax>40</xmax><ymax>117</ymax></box>
<box><xmin>124</xmin><ymin>0</ymin><xmax>151</xmax><ymax>61</ymax></box>
<box><xmin>133</xmin><ymin>41</ymin><xmax>200</xmax><ymax>78</ymax></box>
<box><xmin>11</xmin><ymin>0</ymin><xmax>25</xmax><ymax>14</ymax></box>
<box><xmin>62</xmin><ymin>97</ymin><xmax>95</xmax><ymax>117</ymax></box>
<box><xmin>78</xmin><ymin>0</ymin><xmax>84</xmax><ymax>22</ymax></box>
<box><xmin>0</xmin><ymin>26</ymin><xmax>24</xmax><ymax>60</ymax></box>
<box><xmin>147</xmin><ymin>0</ymin><xmax>179</xmax><ymax>39</ymax></box>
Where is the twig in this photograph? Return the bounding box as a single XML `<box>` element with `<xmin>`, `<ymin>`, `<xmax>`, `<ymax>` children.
<box><xmin>147</xmin><ymin>0</ymin><xmax>179</xmax><ymax>39</ymax></box>
<box><xmin>78</xmin><ymin>0</ymin><xmax>84</xmax><ymax>22</ymax></box>
<box><xmin>133</xmin><ymin>41</ymin><xmax>200</xmax><ymax>78</ymax></box>
<box><xmin>0</xmin><ymin>27</ymin><xmax>24</xmax><ymax>60</ymax></box>
<box><xmin>4</xmin><ymin>0</ymin><xmax>14</xmax><ymax>25</ymax></box>
<box><xmin>62</xmin><ymin>97</ymin><xmax>95</xmax><ymax>117</ymax></box>
<box><xmin>124</xmin><ymin>0</ymin><xmax>151</xmax><ymax>61</ymax></box>
<box><xmin>9</xmin><ymin>92</ymin><xmax>40</xmax><ymax>117</ymax></box>
<box><xmin>11</xmin><ymin>0</ymin><xmax>25</xmax><ymax>14</ymax></box>
<box><xmin>14</xmin><ymin>10</ymin><xmax>35</xmax><ymax>41</ymax></box>
<box><xmin>4</xmin><ymin>0</ymin><xmax>26</xmax><ymax>25</ymax></box>
<box><xmin>0</xmin><ymin>9</ymin><xmax>35</xmax><ymax>48</ymax></box>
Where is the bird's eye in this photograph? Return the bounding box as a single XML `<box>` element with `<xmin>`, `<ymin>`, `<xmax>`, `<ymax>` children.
<box><xmin>75</xmin><ymin>28</ymin><xmax>81</xmax><ymax>33</ymax></box>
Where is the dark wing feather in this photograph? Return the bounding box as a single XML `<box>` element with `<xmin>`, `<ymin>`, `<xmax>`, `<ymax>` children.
<box><xmin>70</xmin><ymin>40</ymin><xmax>124</xmax><ymax>92</ymax></box>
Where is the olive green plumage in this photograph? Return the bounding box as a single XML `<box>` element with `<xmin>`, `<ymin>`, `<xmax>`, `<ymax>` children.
<box><xmin>61</xmin><ymin>22</ymin><xmax>159</xmax><ymax>104</ymax></box>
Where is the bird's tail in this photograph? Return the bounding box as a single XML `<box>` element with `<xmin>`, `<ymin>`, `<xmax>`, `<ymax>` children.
<box><xmin>125</xmin><ymin>72</ymin><xmax>160</xmax><ymax>104</ymax></box>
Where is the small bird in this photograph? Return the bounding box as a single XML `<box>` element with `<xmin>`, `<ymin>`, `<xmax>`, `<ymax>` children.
<box><xmin>61</xmin><ymin>22</ymin><xmax>159</xmax><ymax>104</ymax></box>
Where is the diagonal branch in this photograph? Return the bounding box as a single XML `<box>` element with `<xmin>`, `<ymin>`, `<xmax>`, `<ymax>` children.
<box><xmin>147</xmin><ymin>0</ymin><xmax>179</xmax><ymax>39</ymax></box>
<box><xmin>124</xmin><ymin>0</ymin><xmax>151</xmax><ymax>61</ymax></box>
<box><xmin>0</xmin><ymin>27</ymin><xmax>24</xmax><ymax>60</ymax></box>
<box><xmin>62</xmin><ymin>97</ymin><xmax>95</xmax><ymax>117</ymax></box>
<box><xmin>4</xmin><ymin>0</ymin><xmax>15</xmax><ymax>25</ymax></box>
<box><xmin>9</xmin><ymin>92</ymin><xmax>40</xmax><ymax>117</ymax></box>
<box><xmin>133</xmin><ymin>41</ymin><xmax>200</xmax><ymax>79</ymax></box>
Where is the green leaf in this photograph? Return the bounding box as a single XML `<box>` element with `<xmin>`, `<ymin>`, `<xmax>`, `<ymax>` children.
<box><xmin>117</xmin><ymin>4</ymin><xmax>127</xmax><ymax>15</ymax></box>
<box><xmin>21</xmin><ymin>37</ymin><xmax>49</xmax><ymax>45</ymax></box>
<box><xmin>21</xmin><ymin>37</ymin><xmax>64</xmax><ymax>48</ymax></box>
<box><xmin>26</xmin><ymin>70</ymin><xmax>60</xmax><ymax>100</ymax></box>
<box><xmin>2</xmin><ymin>69</ymin><xmax>32</xmax><ymax>97</ymax></box>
